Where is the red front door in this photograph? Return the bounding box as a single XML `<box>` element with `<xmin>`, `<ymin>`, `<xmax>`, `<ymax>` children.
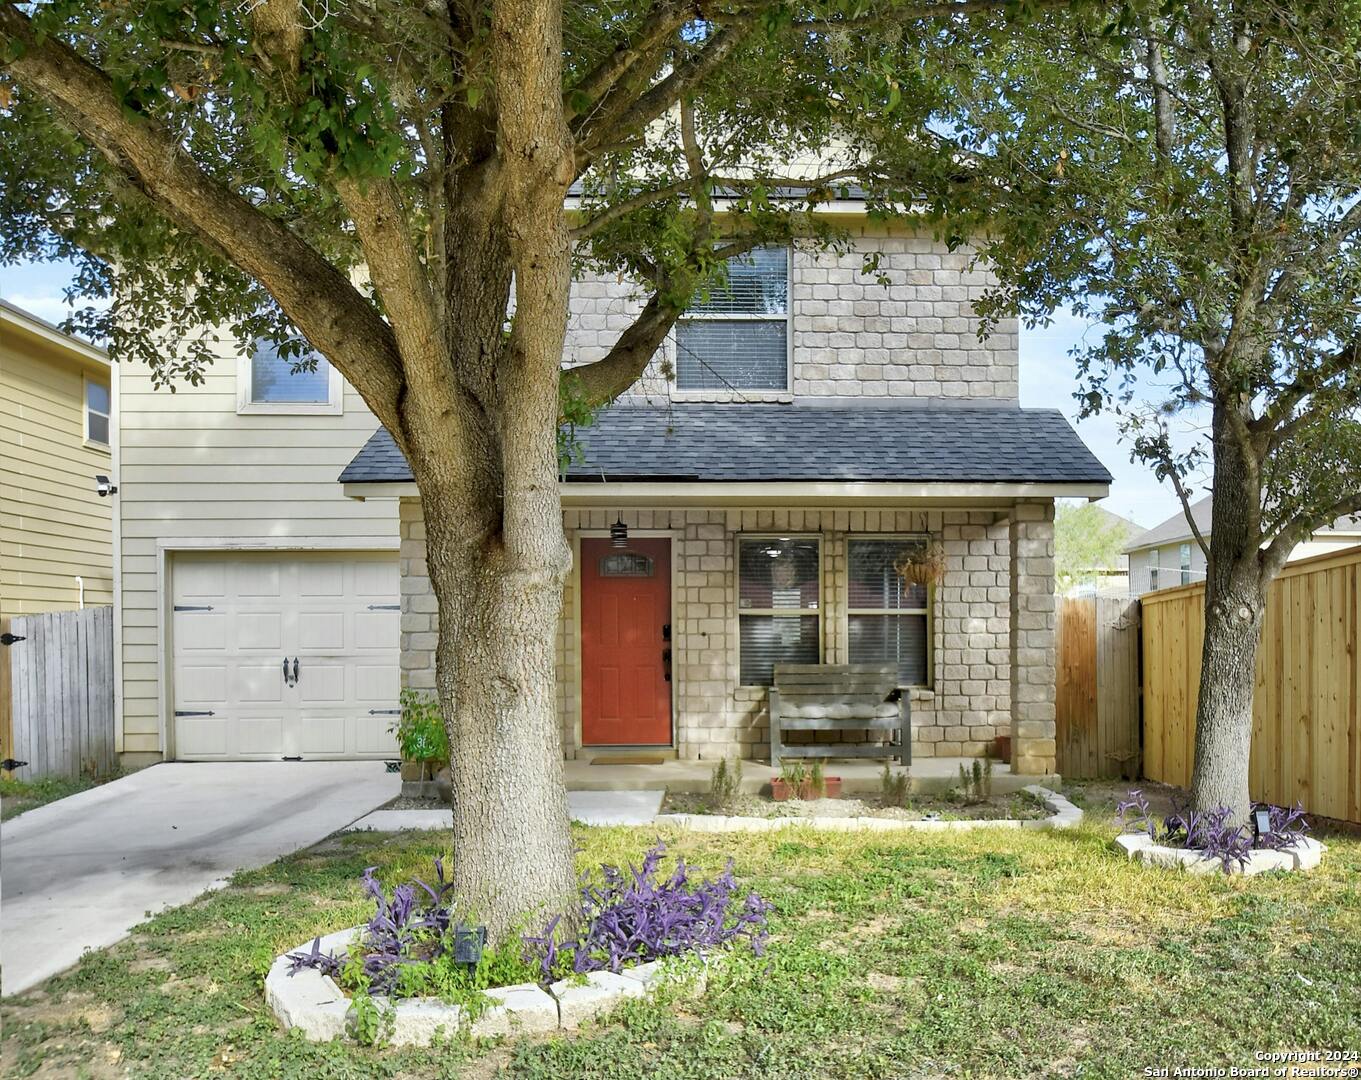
<box><xmin>580</xmin><ymin>537</ymin><xmax>672</xmax><ymax>746</ymax></box>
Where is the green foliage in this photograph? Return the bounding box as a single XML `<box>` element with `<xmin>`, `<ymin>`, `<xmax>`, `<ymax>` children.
<box><xmin>930</xmin><ymin>2</ymin><xmax>1361</xmax><ymax>551</ymax></box>
<box><xmin>557</xmin><ymin>372</ymin><xmax>598</xmax><ymax>474</ymax></box>
<box><xmin>709</xmin><ymin>756</ymin><xmax>743</xmax><ymax>812</ymax></box>
<box><xmin>809</xmin><ymin>758</ymin><xmax>825</xmax><ymax>799</ymax></box>
<box><xmin>880</xmin><ymin>763</ymin><xmax>911</xmax><ymax>808</ymax></box>
<box><xmin>391</xmin><ymin>688</ymin><xmax>448</xmax><ymax>765</ymax></box>
<box><xmin>956</xmin><ymin>759</ymin><xmax>992</xmax><ymax>803</ymax></box>
<box><xmin>0</xmin><ymin>772</ymin><xmax>117</xmax><ymax>821</ymax></box>
<box><xmin>779</xmin><ymin>760</ymin><xmax>807</xmax><ymax>790</ymax></box>
<box><xmin>348</xmin><ymin>990</ymin><xmax>395</xmax><ymax>1048</ymax></box>
<box><xmin>1054</xmin><ymin>502</ymin><xmax>1139</xmax><ymax>592</ymax></box>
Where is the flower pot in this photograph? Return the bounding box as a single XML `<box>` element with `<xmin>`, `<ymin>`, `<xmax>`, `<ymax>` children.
<box><xmin>771</xmin><ymin>777</ymin><xmax>793</xmax><ymax>801</ymax></box>
<box><xmin>822</xmin><ymin>776</ymin><xmax>842</xmax><ymax>799</ymax></box>
<box><xmin>995</xmin><ymin>735</ymin><xmax>1012</xmax><ymax>764</ymax></box>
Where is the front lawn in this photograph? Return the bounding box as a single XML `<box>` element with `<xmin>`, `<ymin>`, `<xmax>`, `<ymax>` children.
<box><xmin>2</xmin><ymin>797</ymin><xmax>1358</xmax><ymax>1079</ymax></box>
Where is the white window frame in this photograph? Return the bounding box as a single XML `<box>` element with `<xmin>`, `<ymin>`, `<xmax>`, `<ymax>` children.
<box><xmin>1179</xmin><ymin>542</ymin><xmax>1192</xmax><ymax>585</ymax></box>
<box><xmin>672</xmin><ymin>245</ymin><xmax>793</xmax><ymax>401</ymax></box>
<box><xmin>236</xmin><ymin>348</ymin><xmax>344</xmax><ymax>416</ymax></box>
<box><xmin>735</xmin><ymin>532</ymin><xmax>823</xmax><ymax>688</ymax></box>
<box><xmin>844</xmin><ymin>534</ymin><xmax>934</xmax><ymax>689</ymax></box>
<box><xmin>83</xmin><ymin>372</ymin><xmax>111</xmax><ymax>450</ymax></box>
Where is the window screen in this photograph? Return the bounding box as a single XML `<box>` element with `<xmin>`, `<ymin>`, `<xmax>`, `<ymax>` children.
<box><xmin>738</xmin><ymin>537</ymin><xmax>819</xmax><ymax>685</ymax></box>
<box><xmin>847</xmin><ymin>538</ymin><xmax>931</xmax><ymax>686</ymax></box>
<box><xmin>676</xmin><ymin>246</ymin><xmax>789</xmax><ymax>391</ymax></box>
<box><xmin>250</xmin><ymin>339</ymin><xmax>332</xmax><ymax>404</ymax></box>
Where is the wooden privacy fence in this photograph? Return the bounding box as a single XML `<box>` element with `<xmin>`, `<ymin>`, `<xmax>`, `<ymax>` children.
<box><xmin>1055</xmin><ymin>596</ymin><xmax>1142</xmax><ymax>779</ymax></box>
<box><xmin>1142</xmin><ymin>546</ymin><xmax>1361</xmax><ymax>825</ymax></box>
<box><xmin>2</xmin><ymin>606</ymin><xmax>116</xmax><ymax>781</ymax></box>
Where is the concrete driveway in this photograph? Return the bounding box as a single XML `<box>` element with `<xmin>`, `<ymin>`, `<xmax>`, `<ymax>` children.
<box><xmin>0</xmin><ymin>761</ymin><xmax>398</xmax><ymax>997</ymax></box>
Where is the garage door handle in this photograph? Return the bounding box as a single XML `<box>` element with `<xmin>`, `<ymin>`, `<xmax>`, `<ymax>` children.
<box><xmin>283</xmin><ymin>657</ymin><xmax>291</xmax><ymax>686</ymax></box>
<box><xmin>292</xmin><ymin>657</ymin><xmax>300</xmax><ymax>685</ymax></box>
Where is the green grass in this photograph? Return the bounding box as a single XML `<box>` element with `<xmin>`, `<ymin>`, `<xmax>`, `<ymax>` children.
<box><xmin>0</xmin><ymin>773</ymin><xmax>114</xmax><ymax>821</ymax></box>
<box><xmin>2</xmin><ymin>800</ymin><xmax>1359</xmax><ymax>1079</ymax></box>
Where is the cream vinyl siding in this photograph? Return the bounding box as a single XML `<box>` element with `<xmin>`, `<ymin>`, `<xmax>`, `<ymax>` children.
<box><xmin>0</xmin><ymin>314</ymin><xmax>114</xmax><ymax>615</ymax></box>
<box><xmin>117</xmin><ymin>341</ymin><xmax>398</xmax><ymax>760</ymax></box>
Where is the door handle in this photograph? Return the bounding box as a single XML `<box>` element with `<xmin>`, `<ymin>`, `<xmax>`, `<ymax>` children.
<box><xmin>283</xmin><ymin>657</ymin><xmax>292</xmax><ymax>686</ymax></box>
<box><xmin>662</xmin><ymin>648</ymin><xmax>672</xmax><ymax>682</ymax></box>
<box><xmin>292</xmin><ymin>657</ymin><xmax>300</xmax><ymax>685</ymax></box>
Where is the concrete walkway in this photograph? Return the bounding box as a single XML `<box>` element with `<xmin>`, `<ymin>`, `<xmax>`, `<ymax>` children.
<box><xmin>345</xmin><ymin>789</ymin><xmax>665</xmax><ymax>833</ymax></box>
<box><xmin>0</xmin><ymin>761</ymin><xmax>398</xmax><ymax>998</ymax></box>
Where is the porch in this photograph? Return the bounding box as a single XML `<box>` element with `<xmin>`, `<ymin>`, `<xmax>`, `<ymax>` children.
<box><xmin>562</xmin><ymin>755</ymin><xmax>1058</xmax><ymax>795</ymax></box>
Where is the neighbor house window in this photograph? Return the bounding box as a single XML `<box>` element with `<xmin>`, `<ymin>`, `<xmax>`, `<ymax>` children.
<box><xmin>1149</xmin><ymin>551</ymin><xmax>1159</xmax><ymax>592</ymax></box>
<box><xmin>85</xmin><ymin>377</ymin><xmax>110</xmax><ymax>446</ymax></box>
<box><xmin>847</xmin><ymin>538</ymin><xmax>931</xmax><ymax>686</ymax></box>
<box><xmin>738</xmin><ymin>536</ymin><xmax>820</xmax><ymax>685</ymax></box>
<box><xmin>238</xmin><ymin>338</ymin><xmax>341</xmax><ymax>413</ymax></box>
<box><xmin>675</xmin><ymin>246</ymin><xmax>789</xmax><ymax>392</ymax></box>
<box><xmin>1179</xmin><ymin>543</ymin><xmax>1192</xmax><ymax>585</ymax></box>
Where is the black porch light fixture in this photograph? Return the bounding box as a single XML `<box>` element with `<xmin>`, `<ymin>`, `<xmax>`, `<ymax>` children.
<box><xmin>610</xmin><ymin>515</ymin><xmax>629</xmax><ymax>548</ymax></box>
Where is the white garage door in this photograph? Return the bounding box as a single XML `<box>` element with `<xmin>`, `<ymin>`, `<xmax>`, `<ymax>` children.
<box><xmin>172</xmin><ymin>551</ymin><xmax>401</xmax><ymax>760</ymax></box>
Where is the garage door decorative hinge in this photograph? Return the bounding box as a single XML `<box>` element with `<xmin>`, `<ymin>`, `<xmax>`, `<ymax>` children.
<box><xmin>366</xmin><ymin>604</ymin><xmax>400</xmax><ymax>611</ymax></box>
<box><xmin>368</xmin><ymin>708</ymin><xmax>401</xmax><ymax>715</ymax></box>
<box><xmin>173</xmin><ymin>605</ymin><xmax>214</xmax><ymax>612</ymax></box>
<box><xmin>0</xmin><ymin>632</ymin><xmax>25</xmax><ymax>646</ymax></box>
<box><xmin>174</xmin><ymin>710</ymin><xmax>215</xmax><ymax>717</ymax></box>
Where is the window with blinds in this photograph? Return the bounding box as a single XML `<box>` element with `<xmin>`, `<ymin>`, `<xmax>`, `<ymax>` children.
<box><xmin>676</xmin><ymin>246</ymin><xmax>789</xmax><ymax>391</ymax></box>
<box><xmin>846</xmin><ymin>538</ymin><xmax>931</xmax><ymax>686</ymax></box>
<box><xmin>737</xmin><ymin>536</ymin><xmax>820</xmax><ymax>685</ymax></box>
<box><xmin>250</xmin><ymin>339</ymin><xmax>333</xmax><ymax>404</ymax></box>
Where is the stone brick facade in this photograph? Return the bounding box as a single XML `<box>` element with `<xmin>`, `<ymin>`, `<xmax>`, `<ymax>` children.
<box><xmin>564</xmin><ymin>227</ymin><xmax>1020</xmax><ymax>403</ymax></box>
<box><xmin>398</xmin><ymin>499</ymin><xmax>1059</xmax><ymax>771</ymax></box>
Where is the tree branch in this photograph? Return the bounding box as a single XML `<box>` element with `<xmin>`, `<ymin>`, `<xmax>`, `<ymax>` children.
<box><xmin>1260</xmin><ymin>491</ymin><xmax>1361</xmax><ymax>582</ymax></box>
<box><xmin>0</xmin><ymin>5</ymin><xmax>407</xmax><ymax>438</ymax></box>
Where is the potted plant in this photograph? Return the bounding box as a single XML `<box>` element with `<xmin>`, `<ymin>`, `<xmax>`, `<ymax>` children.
<box><xmin>771</xmin><ymin>760</ymin><xmax>806</xmax><ymax>801</ymax></box>
<box><xmin>808</xmin><ymin>759</ymin><xmax>842</xmax><ymax>799</ymax></box>
<box><xmin>893</xmin><ymin>540</ymin><xmax>947</xmax><ymax>587</ymax></box>
<box><xmin>392</xmin><ymin>689</ymin><xmax>450</xmax><ymax>800</ymax></box>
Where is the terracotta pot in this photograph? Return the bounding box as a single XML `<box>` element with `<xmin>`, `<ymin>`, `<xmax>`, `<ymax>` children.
<box><xmin>995</xmin><ymin>735</ymin><xmax>1012</xmax><ymax>764</ymax></box>
<box><xmin>823</xmin><ymin>776</ymin><xmax>843</xmax><ymax>799</ymax></box>
<box><xmin>770</xmin><ymin>777</ymin><xmax>792</xmax><ymax>801</ymax></box>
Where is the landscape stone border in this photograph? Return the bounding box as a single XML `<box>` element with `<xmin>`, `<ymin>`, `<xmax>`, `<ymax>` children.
<box><xmin>266</xmin><ymin>928</ymin><xmax>706</xmax><ymax>1047</ymax></box>
<box><xmin>651</xmin><ymin>785</ymin><xmax>1082</xmax><ymax>833</ymax></box>
<box><xmin>1112</xmin><ymin>832</ymin><xmax>1327</xmax><ymax>875</ymax></box>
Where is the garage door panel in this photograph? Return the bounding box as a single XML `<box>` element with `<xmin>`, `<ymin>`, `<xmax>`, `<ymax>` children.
<box><xmin>173</xmin><ymin>552</ymin><xmax>398</xmax><ymax>760</ymax></box>
<box><xmin>354</xmin><ymin>611</ymin><xmax>398</xmax><ymax>649</ymax></box>
<box><xmin>236</xmin><ymin>561</ymin><xmax>283</xmax><ymax>596</ymax></box>
<box><xmin>298</xmin><ymin>612</ymin><xmax>346</xmax><ymax>651</ymax></box>
<box><xmin>176</xmin><ymin>664</ymin><xmax>227</xmax><ymax>706</ymax></box>
<box><xmin>237</xmin><ymin>717</ymin><xmax>285</xmax><ymax>755</ymax></box>
<box><xmin>299</xmin><ymin>662</ymin><xmax>346</xmax><ymax>703</ymax></box>
<box><xmin>236</xmin><ymin>612</ymin><xmax>284</xmax><ymax>650</ymax></box>
<box><xmin>176</xmin><ymin>612</ymin><xmax>227</xmax><ymax>651</ymax></box>
<box><xmin>298</xmin><ymin>561</ymin><xmax>344</xmax><ymax>596</ymax></box>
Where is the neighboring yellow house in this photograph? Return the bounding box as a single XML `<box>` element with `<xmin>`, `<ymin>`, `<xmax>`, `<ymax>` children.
<box><xmin>1</xmin><ymin>299</ymin><xmax>115</xmax><ymax>615</ymax></box>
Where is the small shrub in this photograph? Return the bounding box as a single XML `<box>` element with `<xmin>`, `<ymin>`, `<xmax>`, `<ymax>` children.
<box><xmin>982</xmin><ymin>757</ymin><xmax>994</xmax><ymax>797</ymax></box>
<box><xmin>710</xmin><ymin>757</ymin><xmax>743</xmax><ymax>812</ymax></box>
<box><xmin>881</xmin><ymin>763</ymin><xmax>911</xmax><ymax>808</ymax></box>
<box><xmin>523</xmin><ymin>841</ymin><xmax>773</xmax><ymax>980</ymax></box>
<box><xmin>809</xmin><ymin>759</ymin><xmax>826</xmax><ymax>799</ymax></box>
<box><xmin>1116</xmin><ymin>789</ymin><xmax>1311</xmax><ymax>873</ymax></box>
<box><xmin>391</xmin><ymin>688</ymin><xmax>448</xmax><ymax>765</ymax></box>
<box><xmin>956</xmin><ymin>759</ymin><xmax>990</xmax><ymax>803</ymax></box>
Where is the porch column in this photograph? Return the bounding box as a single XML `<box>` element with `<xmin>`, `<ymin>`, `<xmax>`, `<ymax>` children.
<box><xmin>1009</xmin><ymin>501</ymin><xmax>1057</xmax><ymax>775</ymax></box>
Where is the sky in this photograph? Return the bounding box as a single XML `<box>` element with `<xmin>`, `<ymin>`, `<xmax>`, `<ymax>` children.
<box><xmin>1</xmin><ymin>260</ymin><xmax>1203</xmax><ymax>532</ymax></box>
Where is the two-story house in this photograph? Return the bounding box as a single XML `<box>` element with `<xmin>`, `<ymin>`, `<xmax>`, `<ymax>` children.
<box><xmin>1</xmin><ymin>299</ymin><xmax>114</xmax><ymax>616</ymax></box>
<box><xmin>112</xmin><ymin>201</ymin><xmax>1109</xmax><ymax>776</ymax></box>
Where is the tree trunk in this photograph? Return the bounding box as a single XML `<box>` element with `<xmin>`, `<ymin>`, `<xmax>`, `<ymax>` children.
<box><xmin>1189</xmin><ymin>399</ymin><xmax>1268</xmax><ymax>820</ymax></box>
<box><xmin>420</xmin><ymin>477</ymin><xmax>578</xmax><ymax>943</ymax></box>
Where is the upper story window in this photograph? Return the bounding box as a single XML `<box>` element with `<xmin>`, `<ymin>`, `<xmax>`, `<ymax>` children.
<box><xmin>1179</xmin><ymin>542</ymin><xmax>1192</xmax><ymax>585</ymax></box>
<box><xmin>846</xmin><ymin>538</ymin><xmax>931</xmax><ymax>687</ymax></box>
<box><xmin>675</xmin><ymin>246</ymin><xmax>790</xmax><ymax>393</ymax></box>
<box><xmin>238</xmin><ymin>338</ymin><xmax>342</xmax><ymax>415</ymax></box>
<box><xmin>84</xmin><ymin>376</ymin><xmax>110</xmax><ymax>447</ymax></box>
<box><xmin>737</xmin><ymin>535</ymin><xmax>820</xmax><ymax>685</ymax></box>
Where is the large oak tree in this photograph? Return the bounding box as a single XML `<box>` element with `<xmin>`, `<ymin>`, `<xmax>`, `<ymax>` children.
<box><xmin>936</xmin><ymin>0</ymin><xmax>1361</xmax><ymax>818</ymax></box>
<box><xmin>0</xmin><ymin>0</ymin><xmax>1036</xmax><ymax>937</ymax></box>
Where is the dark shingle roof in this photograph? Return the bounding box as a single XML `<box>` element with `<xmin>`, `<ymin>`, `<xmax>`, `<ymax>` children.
<box><xmin>339</xmin><ymin>403</ymin><xmax>1112</xmax><ymax>486</ymax></box>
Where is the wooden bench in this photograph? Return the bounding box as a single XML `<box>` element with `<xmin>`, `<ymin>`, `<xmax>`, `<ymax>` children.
<box><xmin>769</xmin><ymin>663</ymin><xmax>911</xmax><ymax>768</ymax></box>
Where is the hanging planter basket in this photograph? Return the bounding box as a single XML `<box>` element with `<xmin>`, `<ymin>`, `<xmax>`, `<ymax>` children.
<box><xmin>894</xmin><ymin>541</ymin><xmax>947</xmax><ymax>587</ymax></box>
